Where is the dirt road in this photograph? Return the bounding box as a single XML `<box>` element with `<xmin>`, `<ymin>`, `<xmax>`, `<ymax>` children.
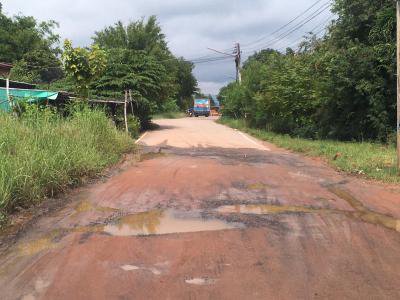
<box><xmin>1</xmin><ymin>117</ymin><xmax>400</xmax><ymax>299</ymax></box>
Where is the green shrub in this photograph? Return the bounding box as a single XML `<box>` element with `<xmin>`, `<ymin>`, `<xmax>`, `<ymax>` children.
<box><xmin>127</xmin><ymin>115</ymin><xmax>141</xmax><ymax>138</ymax></box>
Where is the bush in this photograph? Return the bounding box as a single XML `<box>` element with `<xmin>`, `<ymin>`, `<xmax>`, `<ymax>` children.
<box><xmin>160</xmin><ymin>99</ymin><xmax>180</xmax><ymax>113</ymax></box>
<box><xmin>0</xmin><ymin>105</ymin><xmax>135</xmax><ymax>227</ymax></box>
<box><xmin>127</xmin><ymin>115</ymin><xmax>141</xmax><ymax>138</ymax></box>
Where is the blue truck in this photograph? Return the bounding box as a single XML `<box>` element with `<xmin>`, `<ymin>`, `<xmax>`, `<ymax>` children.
<box><xmin>193</xmin><ymin>98</ymin><xmax>211</xmax><ymax>117</ymax></box>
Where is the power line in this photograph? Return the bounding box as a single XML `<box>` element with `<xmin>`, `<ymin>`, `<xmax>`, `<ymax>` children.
<box><xmin>9</xmin><ymin>1</ymin><xmax>334</xmax><ymax>72</ymax></box>
<box><xmin>243</xmin><ymin>2</ymin><xmax>331</xmax><ymax>54</ymax></box>
<box><xmin>241</xmin><ymin>0</ymin><xmax>328</xmax><ymax>48</ymax></box>
<box><xmin>277</xmin><ymin>14</ymin><xmax>334</xmax><ymax>52</ymax></box>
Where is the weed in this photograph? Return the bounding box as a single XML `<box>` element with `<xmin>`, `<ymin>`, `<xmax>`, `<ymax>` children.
<box><xmin>0</xmin><ymin>105</ymin><xmax>135</xmax><ymax>228</ymax></box>
<box><xmin>219</xmin><ymin>118</ymin><xmax>399</xmax><ymax>183</ymax></box>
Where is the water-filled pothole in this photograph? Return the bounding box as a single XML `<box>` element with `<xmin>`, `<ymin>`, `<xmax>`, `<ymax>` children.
<box><xmin>103</xmin><ymin>209</ymin><xmax>243</xmax><ymax>236</ymax></box>
<box><xmin>17</xmin><ymin>210</ymin><xmax>243</xmax><ymax>256</ymax></box>
<box><xmin>216</xmin><ymin>193</ymin><xmax>400</xmax><ymax>233</ymax></box>
<box><xmin>216</xmin><ymin>204</ymin><xmax>318</xmax><ymax>215</ymax></box>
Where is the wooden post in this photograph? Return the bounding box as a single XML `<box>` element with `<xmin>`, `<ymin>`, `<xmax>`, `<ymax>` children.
<box><xmin>129</xmin><ymin>89</ymin><xmax>134</xmax><ymax>116</ymax></box>
<box><xmin>397</xmin><ymin>1</ymin><xmax>400</xmax><ymax>170</ymax></box>
<box><xmin>124</xmin><ymin>90</ymin><xmax>129</xmax><ymax>133</ymax></box>
<box><xmin>6</xmin><ymin>77</ymin><xmax>11</xmax><ymax>109</ymax></box>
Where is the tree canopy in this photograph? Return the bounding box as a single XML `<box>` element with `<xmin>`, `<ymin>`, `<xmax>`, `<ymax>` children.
<box><xmin>0</xmin><ymin>6</ymin><xmax>197</xmax><ymax>127</ymax></box>
<box><xmin>91</xmin><ymin>17</ymin><xmax>197</xmax><ymax>126</ymax></box>
<box><xmin>219</xmin><ymin>0</ymin><xmax>396</xmax><ymax>142</ymax></box>
<box><xmin>0</xmin><ymin>5</ymin><xmax>62</xmax><ymax>83</ymax></box>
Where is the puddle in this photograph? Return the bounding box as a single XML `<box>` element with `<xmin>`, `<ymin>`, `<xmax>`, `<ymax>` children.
<box><xmin>73</xmin><ymin>200</ymin><xmax>119</xmax><ymax>216</ymax></box>
<box><xmin>185</xmin><ymin>277</ymin><xmax>216</xmax><ymax>285</ymax></box>
<box><xmin>216</xmin><ymin>204</ymin><xmax>317</xmax><ymax>215</ymax></box>
<box><xmin>19</xmin><ymin>237</ymin><xmax>57</xmax><ymax>256</ymax></box>
<box><xmin>104</xmin><ymin>210</ymin><xmax>243</xmax><ymax>236</ymax></box>
<box><xmin>139</xmin><ymin>152</ymin><xmax>166</xmax><ymax>162</ymax></box>
<box><xmin>328</xmin><ymin>186</ymin><xmax>400</xmax><ymax>233</ymax></box>
<box><xmin>216</xmin><ymin>187</ymin><xmax>400</xmax><ymax>233</ymax></box>
<box><xmin>16</xmin><ymin>210</ymin><xmax>242</xmax><ymax>256</ymax></box>
<box><xmin>247</xmin><ymin>183</ymin><xmax>270</xmax><ymax>190</ymax></box>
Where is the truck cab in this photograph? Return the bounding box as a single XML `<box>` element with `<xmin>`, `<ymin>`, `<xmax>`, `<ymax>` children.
<box><xmin>193</xmin><ymin>98</ymin><xmax>211</xmax><ymax>117</ymax></box>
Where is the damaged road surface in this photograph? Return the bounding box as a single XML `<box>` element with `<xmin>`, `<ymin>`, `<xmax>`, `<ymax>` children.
<box><xmin>1</xmin><ymin>117</ymin><xmax>400</xmax><ymax>300</ymax></box>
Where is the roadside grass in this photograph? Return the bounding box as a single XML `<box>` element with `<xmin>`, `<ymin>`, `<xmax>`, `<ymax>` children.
<box><xmin>0</xmin><ymin>105</ymin><xmax>135</xmax><ymax>227</ymax></box>
<box><xmin>218</xmin><ymin>118</ymin><xmax>399</xmax><ymax>183</ymax></box>
<box><xmin>152</xmin><ymin>111</ymin><xmax>186</xmax><ymax>120</ymax></box>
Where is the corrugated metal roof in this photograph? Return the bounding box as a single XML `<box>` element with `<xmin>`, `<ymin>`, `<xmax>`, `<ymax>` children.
<box><xmin>0</xmin><ymin>78</ymin><xmax>36</xmax><ymax>89</ymax></box>
<box><xmin>0</xmin><ymin>62</ymin><xmax>13</xmax><ymax>69</ymax></box>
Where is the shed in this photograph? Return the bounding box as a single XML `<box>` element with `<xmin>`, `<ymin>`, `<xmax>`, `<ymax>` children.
<box><xmin>0</xmin><ymin>63</ymin><xmax>12</xmax><ymax>78</ymax></box>
<box><xmin>0</xmin><ymin>88</ymin><xmax>59</xmax><ymax>112</ymax></box>
<box><xmin>0</xmin><ymin>78</ymin><xmax>36</xmax><ymax>89</ymax></box>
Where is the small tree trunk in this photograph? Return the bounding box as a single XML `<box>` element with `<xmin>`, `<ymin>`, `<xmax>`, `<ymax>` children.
<box><xmin>124</xmin><ymin>90</ymin><xmax>129</xmax><ymax>133</ymax></box>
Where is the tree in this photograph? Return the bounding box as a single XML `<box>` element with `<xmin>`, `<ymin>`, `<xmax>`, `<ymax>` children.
<box><xmin>175</xmin><ymin>58</ymin><xmax>198</xmax><ymax>109</ymax></box>
<box><xmin>63</xmin><ymin>40</ymin><xmax>107</xmax><ymax>97</ymax></box>
<box><xmin>93</xmin><ymin>16</ymin><xmax>170</xmax><ymax>59</ymax></box>
<box><xmin>91</xmin><ymin>17</ymin><xmax>197</xmax><ymax>127</ymax></box>
<box><xmin>0</xmin><ymin>7</ymin><xmax>62</xmax><ymax>83</ymax></box>
<box><xmin>219</xmin><ymin>0</ymin><xmax>397</xmax><ymax>142</ymax></box>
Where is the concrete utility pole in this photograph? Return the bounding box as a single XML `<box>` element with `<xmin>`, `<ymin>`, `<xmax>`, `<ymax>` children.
<box><xmin>207</xmin><ymin>43</ymin><xmax>242</xmax><ymax>84</ymax></box>
<box><xmin>234</xmin><ymin>43</ymin><xmax>242</xmax><ymax>84</ymax></box>
<box><xmin>397</xmin><ymin>1</ymin><xmax>400</xmax><ymax>170</ymax></box>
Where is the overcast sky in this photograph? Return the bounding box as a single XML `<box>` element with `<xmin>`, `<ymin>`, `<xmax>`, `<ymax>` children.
<box><xmin>1</xmin><ymin>0</ymin><xmax>333</xmax><ymax>94</ymax></box>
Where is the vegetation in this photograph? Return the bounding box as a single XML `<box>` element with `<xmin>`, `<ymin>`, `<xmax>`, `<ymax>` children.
<box><xmin>0</xmin><ymin>4</ymin><xmax>63</xmax><ymax>83</ymax></box>
<box><xmin>219</xmin><ymin>118</ymin><xmax>398</xmax><ymax>183</ymax></box>
<box><xmin>0</xmin><ymin>105</ymin><xmax>135</xmax><ymax>227</ymax></box>
<box><xmin>219</xmin><ymin>0</ymin><xmax>396</xmax><ymax>143</ymax></box>
<box><xmin>0</xmin><ymin>5</ymin><xmax>198</xmax><ymax>128</ymax></box>
<box><xmin>62</xmin><ymin>40</ymin><xmax>107</xmax><ymax>97</ymax></box>
<box><xmin>91</xmin><ymin>17</ymin><xmax>198</xmax><ymax>127</ymax></box>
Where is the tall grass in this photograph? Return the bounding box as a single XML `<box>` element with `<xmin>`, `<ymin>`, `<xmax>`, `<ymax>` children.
<box><xmin>219</xmin><ymin>118</ymin><xmax>399</xmax><ymax>183</ymax></box>
<box><xmin>0</xmin><ymin>105</ymin><xmax>135</xmax><ymax>225</ymax></box>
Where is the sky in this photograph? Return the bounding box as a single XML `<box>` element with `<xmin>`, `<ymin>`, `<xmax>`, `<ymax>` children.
<box><xmin>1</xmin><ymin>0</ymin><xmax>333</xmax><ymax>94</ymax></box>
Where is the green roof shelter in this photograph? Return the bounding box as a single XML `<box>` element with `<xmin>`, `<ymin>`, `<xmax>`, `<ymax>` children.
<box><xmin>0</xmin><ymin>88</ymin><xmax>59</xmax><ymax>112</ymax></box>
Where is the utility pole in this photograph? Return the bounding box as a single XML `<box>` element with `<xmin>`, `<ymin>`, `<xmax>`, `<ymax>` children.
<box><xmin>207</xmin><ymin>43</ymin><xmax>242</xmax><ymax>84</ymax></box>
<box><xmin>397</xmin><ymin>0</ymin><xmax>400</xmax><ymax>170</ymax></box>
<box><xmin>234</xmin><ymin>43</ymin><xmax>242</xmax><ymax>84</ymax></box>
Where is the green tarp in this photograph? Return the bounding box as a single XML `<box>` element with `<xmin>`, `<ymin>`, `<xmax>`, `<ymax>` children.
<box><xmin>0</xmin><ymin>88</ymin><xmax>59</xmax><ymax>111</ymax></box>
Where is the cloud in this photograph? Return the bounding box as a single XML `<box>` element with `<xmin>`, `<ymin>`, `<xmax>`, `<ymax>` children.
<box><xmin>1</xmin><ymin>0</ymin><xmax>333</xmax><ymax>94</ymax></box>
<box><xmin>198</xmin><ymin>81</ymin><xmax>229</xmax><ymax>95</ymax></box>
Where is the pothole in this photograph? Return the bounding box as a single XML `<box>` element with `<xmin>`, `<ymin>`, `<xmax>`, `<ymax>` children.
<box><xmin>215</xmin><ymin>191</ymin><xmax>400</xmax><ymax>234</ymax></box>
<box><xmin>16</xmin><ymin>210</ymin><xmax>244</xmax><ymax>256</ymax></box>
<box><xmin>139</xmin><ymin>152</ymin><xmax>167</xmax><ymax>162</ymax></box>
<box><xmin>216</xmin><ymin>204</ymin><xmax>318</xmax><ymax>215</ymax></box>
<box><xmin>73</xmin><ymin>200</ymin><xmax>119</xmax><ymax>216</ymax></box>
<box><xmin>103</xmin><ymin>209</ymin><xmax>244</xmax><ymax>236</ymax></box>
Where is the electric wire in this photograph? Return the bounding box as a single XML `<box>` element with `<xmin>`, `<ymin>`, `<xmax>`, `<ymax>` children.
<box><xmin>241</xmin><ymin>0</ymin><xmax>327</xmax><ymax>48</ymax></box>
<box><xmin>242</xmin><ymin>2</ymin><xmax>331</xmax><ymax>54</ymax></box>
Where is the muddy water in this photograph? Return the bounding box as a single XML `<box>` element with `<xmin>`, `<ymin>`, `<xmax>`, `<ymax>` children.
<box><xmin>216</xmin><ymin>187</ymin><xmax>400</xmax><ymax>233</ymax></box>
<box><xmin>16</xmin><ymin>210</ymin><xmax>243</xmax><ymax>256</ymax></box>
<box><xmin>216</xmin><ymin>204</ymin><xmax>318</xmax><ymax>215</ymax></box>
<box><xmin>104</xmin><ymin>210</ymin><xmax>243</xmax><ymax>236</ymax></box>
<box><xmin>73</xmin><ymin>200</ymin><xmax>119</xmax><ymax>216</ymax></box>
